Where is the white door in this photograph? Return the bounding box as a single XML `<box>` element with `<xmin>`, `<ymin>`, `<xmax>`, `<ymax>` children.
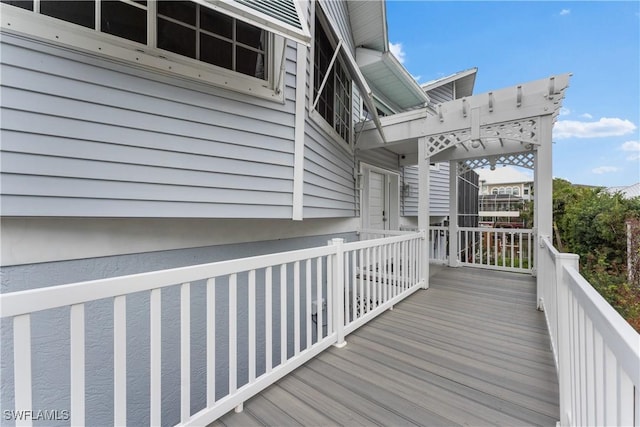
<box><xmin>368</xmin><ymin>171</ymin><xmax>388</xmax><ymax>230</ymax></box>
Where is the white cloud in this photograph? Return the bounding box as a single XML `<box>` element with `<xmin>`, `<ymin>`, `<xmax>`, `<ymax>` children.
<box><xmin>580</xmin><ymin>113</ymin><xmax>593</xmax><ymax>119</ymax></box>
<box><xmin>475</xmin><ymin>166</ymin><xmax>533</xmax><ymax>184</ymax></box>
<box><xmin>592</xmin><ymin>166</ymin><xmax>620</xmax><ymax>175</ymax></box>
<box><xmin>554</xmin><ymin>117</ymin><xmax>637</xmax><ymax>139</ymax></box>
<box><xmin>389</xmin><ymin>41</ymin><xmax>406</xmax><ymax>64</ymax></box>
<box><xmin>560</xmin><ymin>9</ymin><xmax>571</xmax><ymax>16</ymax></box>
<box><xmin>411</xmin><ymin>74</ymin><xmax>422</xmax><ymax>83</ymax></box>
<box><xmin>559</xmin><ymin>107</ymin><xmax>571</xmax><ymax>116</ymax></box>
<box><xmin>621</xmin><ymin>140</ymin><xmax>640</xmax><ymax>152</ymax></box>
<box><xmin>621</xmin><ymin>141</ymin><xmax>640</xmax><ymax>160</ymax></box>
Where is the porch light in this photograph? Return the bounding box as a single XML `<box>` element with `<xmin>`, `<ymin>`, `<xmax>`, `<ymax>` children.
<box><xmin>471</xmin><ymin>140</ymin><xmax>481</xmax><ymax>149</ymax></box>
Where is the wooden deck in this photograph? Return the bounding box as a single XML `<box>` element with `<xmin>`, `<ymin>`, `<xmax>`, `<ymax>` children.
<box><xmin>212</xmin><ymin>266</ymin><xmax>559</xmax><ymax>427</ymax></box>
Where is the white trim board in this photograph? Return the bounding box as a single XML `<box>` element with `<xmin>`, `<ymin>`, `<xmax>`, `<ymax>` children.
<box><xmin>1</xmin><ymin>217</ymin><xmax>360</xmax><ymax>266</ymax></box>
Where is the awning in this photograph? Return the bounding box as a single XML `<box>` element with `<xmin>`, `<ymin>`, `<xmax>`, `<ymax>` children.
<box><xmin>198</xmin><ymin>0</ymin><xmax>311</xmax><ymax>45</ymax></box>
<box><xmin>357</xmin><ymin>47</ymin><xmax>430</xmax><ymax>112</ymax></box>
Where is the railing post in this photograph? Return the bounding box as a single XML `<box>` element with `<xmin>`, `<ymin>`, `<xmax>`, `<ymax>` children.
<box><xmin>556</xmin><ymin>252</ymin><xmax>580</xmax><ymax>427</ymax></box>
<box><xmin>420</xmin><ymin>229</ymin><xmax>429</xmax><ymax>289</ymax></box>
<box><xmin>329</xmin><ymin>238</ymin><xmax>347</xmax><ymax>348</ymax></box>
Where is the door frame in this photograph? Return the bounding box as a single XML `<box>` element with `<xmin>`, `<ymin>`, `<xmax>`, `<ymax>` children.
<box><xmin>360</xmin><ymin>162</ymin><xmax>400</xmax><ymax>231</ymax></box>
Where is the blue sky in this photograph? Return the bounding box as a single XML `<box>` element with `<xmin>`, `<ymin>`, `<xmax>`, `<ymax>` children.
<box><xmin>386</xmin><ymin>1</ymin><xmax>640</xmax><ymax>187</ymax></box>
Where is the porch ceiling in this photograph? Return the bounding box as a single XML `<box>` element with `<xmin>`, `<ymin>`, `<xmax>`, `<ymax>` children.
<box><xmin>356</xmin><ymin>74</ymin><xmax>571</xmax><ymax>166</ymax></box>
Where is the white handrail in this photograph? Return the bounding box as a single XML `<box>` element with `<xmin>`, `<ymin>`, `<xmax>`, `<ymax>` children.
<box><xmin>0</xmin><ymin>231</ymin><xmax>425</xmax><ymax>426</ymax></box>
<box><xmin>539</xmin><ymin>236</ymin><xmax>640</xmax><ymax>426</ymax></box>
<box><xmin>457</xmin><ymin>226</ymin><xmax>533</xmax><ymax>273</ymax></box>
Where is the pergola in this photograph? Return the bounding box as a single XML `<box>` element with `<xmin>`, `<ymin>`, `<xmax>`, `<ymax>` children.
<box><xmin>357</xmin><ymin>73</ymin><xmax>572</xmax><ymax>305</ymax></box>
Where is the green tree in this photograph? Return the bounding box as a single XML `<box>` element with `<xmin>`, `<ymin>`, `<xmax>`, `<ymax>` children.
<box><xmin>553</xmin><ymin>179</ymin><xmax>640</xmax><ymax>331</ymax></box>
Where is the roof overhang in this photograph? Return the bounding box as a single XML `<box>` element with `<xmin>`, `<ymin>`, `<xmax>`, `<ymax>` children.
<box><xmin>356</xmin><ymin>73</ymin><xmax>572</xmax><ymax>164</ymax></box>
<box><xmin>198</xmin><ymin>0</ymin><xmax>311</xmax><ymax>45</ymax></box>
<box><xmin>357</xmin><ymin>47</ymin><xmax>430</xmax><ymax>111</ymax></box>
<box><xmin>347</xmin><ymin>0</ymin><xmax>388</xmax><ymax>52</ymax></box>
<box><xmin>421</xmin><ymin>68</ymin><xmax>478</xmax><ymax>98</ymax></box>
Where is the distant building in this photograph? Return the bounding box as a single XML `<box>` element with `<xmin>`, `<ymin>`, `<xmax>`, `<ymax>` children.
<box><xmin>605</xmin><ymin>183</ymin><xmax>640</xmax><ymax>199</ymax></box>
<box><xmin>477</xmin><ymin>168</ymin><xmax>533</xmax><ymax>227</ymax></box>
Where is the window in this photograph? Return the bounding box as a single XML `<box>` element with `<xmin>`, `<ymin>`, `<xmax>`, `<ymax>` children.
<box><xmin>506</xmin><ymin>187</ymin><xmax>513</xmax><ymax>195</ymax></box>
<box><xmin>513</xmin><ymin>187</ymin><xmax>520</xmax><ymax>196</ymax></box>
<box><xmin>498</xmin><ymin>187</ymin><xmax>506</xmax><ymax>195</ymax></box>
<box><xmin>2</xmin><ymin>0</ymin><xmax>149</xmax><ymax>43</ymax></box>
<box><xmin>157</xmin><ymin>1</ymin><xmax>266</xmax><ymax>80</ymax></box>
<box><xmin>523</xmin><ymin>187</ymin><xmax>530</xmax><ymax>195</ymax></box>
<box><xmin>2</xmin><ymin>0</ymin><xmax>268</xmax><ymax>81</ymax></box>
<box><xmin>492</xmin><ymin>188</ymin><xmax>498</xmax><ymax>195</ymax></box>
<box><xmin>313</xmin><ymin>13</ymin><xmax>352</xmax><ymax>143</ymax></box>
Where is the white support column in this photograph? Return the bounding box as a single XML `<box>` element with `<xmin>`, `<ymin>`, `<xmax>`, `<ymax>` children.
<box><xmin>418</xmin><ymin>138</ymin><xmax>430</xmax><ymax>288</ymax></box>
<box><xmin>535</xmin><ymin>115</ymin><xmax>554</xmax><ymax>309</ymax></box>
<box><xmin>448</xmin><ymin>161</ymin><xmax>459</xmax><ymax>267</ymax></box>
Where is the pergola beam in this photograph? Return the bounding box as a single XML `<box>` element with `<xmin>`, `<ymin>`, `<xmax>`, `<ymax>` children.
<box><xmin>356</xmin><ymin>74</ymin><xmax>571</xmax><ymax>152</ymax></box>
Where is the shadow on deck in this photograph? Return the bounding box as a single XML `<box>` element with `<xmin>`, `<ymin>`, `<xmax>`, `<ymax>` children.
<box><xmin>212</xmin><ymin>266</ymin><xmax>559</xmax><ymax>427</ymax></box>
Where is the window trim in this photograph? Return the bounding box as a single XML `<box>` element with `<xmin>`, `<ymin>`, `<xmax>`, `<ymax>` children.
<box><xmin>309</xmin><ymin>7</ymin><xmax>355</xmax><ymax>152</ymax></box>
<box><xmin>0</xmin><ymin>2</ymin><xmax>286</xmax><ymax>102</ymax></box>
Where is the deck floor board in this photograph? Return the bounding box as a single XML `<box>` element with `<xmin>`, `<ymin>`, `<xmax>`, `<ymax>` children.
<box><xmin>214</xmin><ymin>267</ymin><xmax>559</xmax><ymax>426</ymax></box>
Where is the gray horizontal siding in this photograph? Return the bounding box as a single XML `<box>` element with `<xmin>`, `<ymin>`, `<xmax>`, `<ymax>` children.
<box><xmin>402</xmin><ymin>166</ymin><xmax>419</xmax><ymax>216</ymax></box>
<box><xmin>357</xmin><ymin>148</ymin><xmax>399</xmax><ymax>173</ymax></box>
<box><xmin>303</xmin><ymin>119</ymin><xmax>357</xmax><ymax>218</ymax></box>
<box><xmin>1</xmin><ymin>35</ymin><xmax>299</xmax><ymax>218</ymax></box>
<box><xmin>430</xmin><ymin>163</ymin><xmax>450</xmax><ymax>217</ymax></box>
<box><xmin>401</xmin><ymin>164</ymin><xmax>450</xmax><ymax>218</ymax></box>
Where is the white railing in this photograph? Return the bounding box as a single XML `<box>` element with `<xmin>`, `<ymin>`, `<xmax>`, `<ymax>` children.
<box><xmin>428</xmin><ymin>226</ymin><xmax>449</xmax><ymax>264</ymax></box>
<box><xmin>539</xmin><ymin>236</ymin><xmax>640</xmax><ymax>426</ymax></box>
<box><xmin>457</xmin><ymin>227</ymin><xmax>533</xmax><ymax>273</ymax></box>
<box><xmin>0</xmin><ymin>231</ymin><xmax>425</xmax><ymax>426</ymax></box>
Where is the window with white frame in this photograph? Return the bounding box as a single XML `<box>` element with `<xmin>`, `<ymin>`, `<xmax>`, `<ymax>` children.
<box><xmin>313</xmin><ymin>13</ymin><xmax>352</xmax><ymax>144</ymax></box>
<box><xmin>1</xmin><ymin>0</ymin><xmax>268</xmax><ymax>81</ymax></box>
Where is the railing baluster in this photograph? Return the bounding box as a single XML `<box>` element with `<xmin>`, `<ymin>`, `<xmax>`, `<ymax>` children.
<box><xmin>327</xmin><ymin>255</ymin><xmax>333</xmax><ymax>334</ymax></box>
<box><xmin>604</xmin><ymin>346</ymin><xmax>616</xmax><ymax>425</ymax></box>
<box><xmin>510</xmin><ymin>232</ymin><xmax>515</xmax><ymax>268</ymax></box>
<box><xmin>206</xmin><ymin>279</ymin><xmax>216</xmax><ymax>406</ymax></box>
<box><xmin>351</xmin><ymin>250</ymin><xmax>356</xmax><ymax>322</ymax></box>
<box><xmin>343</xmin><ymin>251</ymin><xmax>349</xmax><ymax>326</ymax></box>
<box><xmin>383</xmin><ymin>244</ymin><xmax>388</xmax><ymax>302</ymax></box>
<box><xmin>359</xmin><ymin>249</ymin><xmax>364</xmax><ymax>318</ymax></box>
<box><xmin>229</xmin><ymin>275</ymin><xmax>237</xmax><ymax>395</ymax></box>
<box><xmin>265</xmin><ymin>267</ymin><xmax>273</xmax><ymax>372</ymax></box>
<box><xmin>593</xmin><ymin>331</ymin><xmax>604</xmax><ymax>426</ymax></box>
<box><xmin>316</xmin><ymin>257</ymin><xmax>322</xmax><ymax>340</ymax></box>
<box><xmin>618</xmin><ymin>366</ymin><xmax>634</xmax><ymax>426</ymax></box>
<box><xmin>373</xmin><ymin>245</ymin><xmax>382</xmax><ymax>308</ymax></box>
<box><xmin>586</xmin><ymin>318</ymin><xmax>595</xmax><ymax>425</ymax></box>
<box><xmin>248</xmin><ymin>270</ymin><xmax>256</xmax><ymax>381</ymax></box>
<box><xmin>181</xmin><ymin>283</ymin><xmax>191</xmax><ymax>423</ymax></box>
<box><xmin>293</xmin><ymin>262</ymin><xmax>300</xmax><ymax>356</ymax></box>
<box><xmin>150</xmin><ymin>289</ymin><xmax>162</xmax><ymax>423</ymax></box>
<box><xmin>306</xmin><ymin>259</ymin><xmax>312</xmax><ymax>350</ymax></box>
<box><xmin>365</xmin><ymin>247</ymin><xmax>371</xmax><ymax>313</ymax></box>
<box><xmin>70</xmin><ymin>304</ymin><xmax>85</xmax><ymax>427</ymax></box>
<box><xmin>14</xmin><ymin>314</ymin><xmax>32</xmax><ymax>427</ymax></box>
<box><xmin>280</xmin><ymin>265</ymin><xmax>287</xmax><ymax>364</ymax></box>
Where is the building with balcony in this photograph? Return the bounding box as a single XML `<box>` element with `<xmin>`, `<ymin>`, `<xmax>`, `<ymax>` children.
<box><xmin>1</xmin><ymin>1</ymin><xmax>637</xmax><ymax>426</ymax></box>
